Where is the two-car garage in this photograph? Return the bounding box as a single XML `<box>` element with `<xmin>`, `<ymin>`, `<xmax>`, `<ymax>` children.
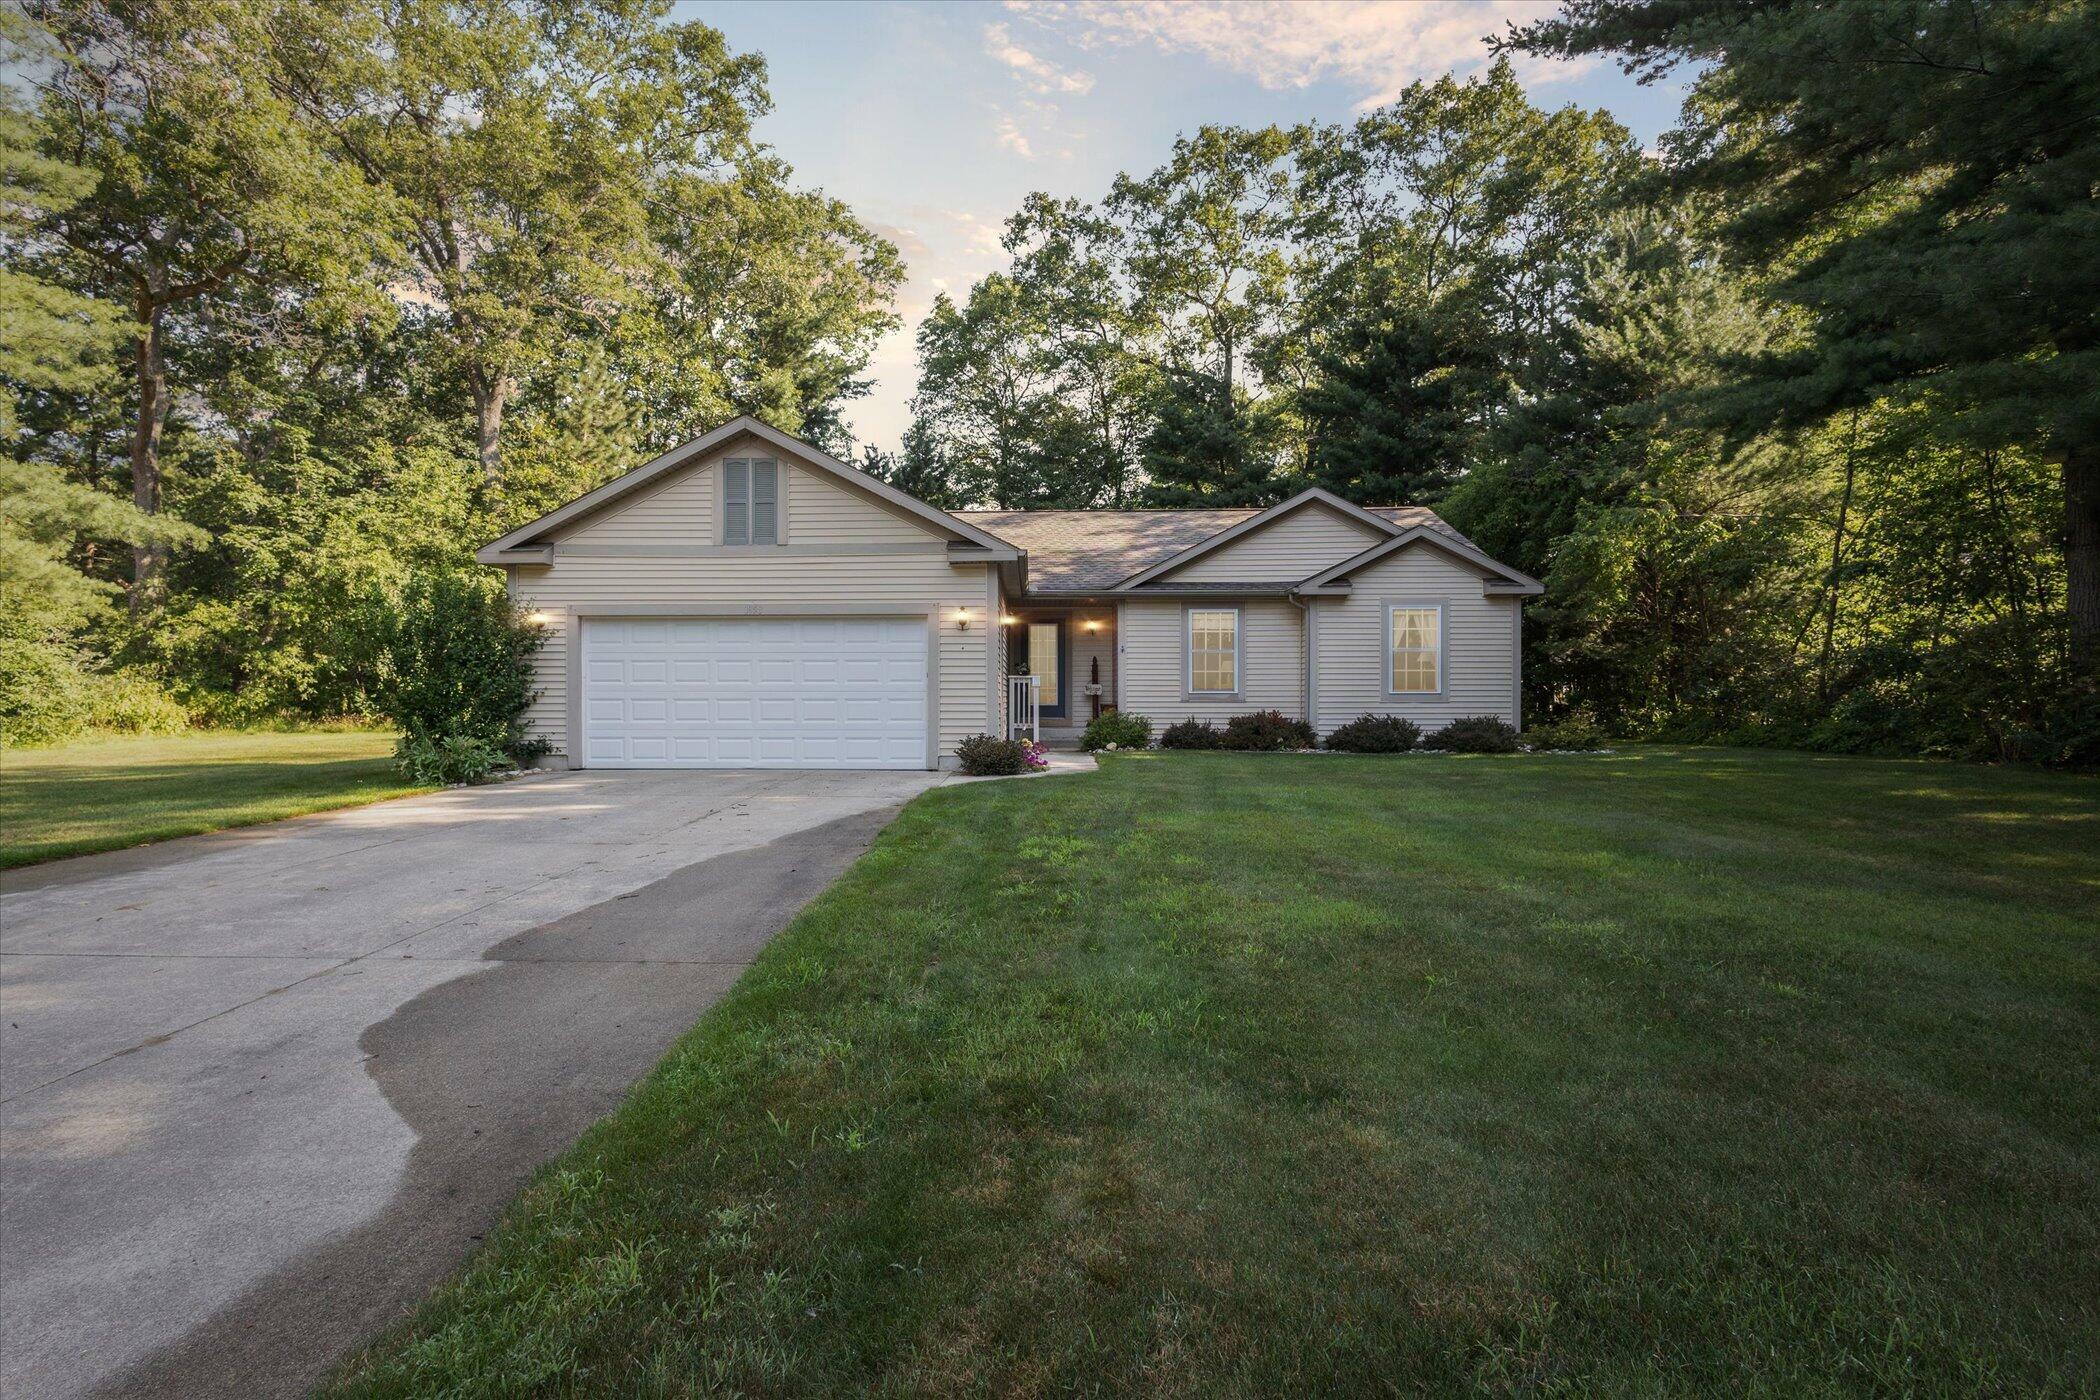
<box><xmin>579</xmin><ymin>617</ymin><xmax>932</xmax><ymax>770</ymax></box>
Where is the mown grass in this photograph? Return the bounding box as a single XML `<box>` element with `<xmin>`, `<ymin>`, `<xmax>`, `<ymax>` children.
<box><xmin>0</xmin><ymin>729</ymin><xmax>427</xmax><ymax>869</ymax></box>
<box><xmin>332</xmin><ymin>747</ymin><xmax>2099</xmax><ymax>1395</ymax></box>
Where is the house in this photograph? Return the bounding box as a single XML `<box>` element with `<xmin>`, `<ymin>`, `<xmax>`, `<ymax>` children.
<box><xmin>476</xmin><ymin>416</ymin><xmax>1543</xmax><ymax>769</ymax></box>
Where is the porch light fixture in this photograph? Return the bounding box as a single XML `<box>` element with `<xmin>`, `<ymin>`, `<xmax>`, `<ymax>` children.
<box><xmin>524</xmin><ymin>610</ymin><xmax>553</xmax><ymax>628</ymax></box>
<box><xmin>1082</xmin><ymin>618</ymin><xmax>1102</xmax><ymax>632</ymax></box>
<box><xmin>955</xmin><ymin>607</ymin><xmax>972</xmax><ymax>630</ymax></box>
<box><xmin>1000</xmin><ymin>614</ymin><xmax>1019</xmax><ymax>626</ymax></box>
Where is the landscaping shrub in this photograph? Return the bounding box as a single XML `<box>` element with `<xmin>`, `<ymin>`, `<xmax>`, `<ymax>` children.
<box><xmin>1159</xmin><ymin>717</ymin><xmax>1224</xmax><ymax>750</ymax></box>
<box><xmin>395</xmin><ymin>731</ymin><xmax>512</xmax><ymax>785</ymax></box>
<box><xmin>1080</xmin><ymin>710</ymin><xmax>1152</xmax><ymax>752</ymax></box>
<box><xmin>1221</xmin><ymin>710</ymin><xmax>1316</xmax><ymax>751</ymax></box>
<box><xmin>1428</xmin><ymin>715</ymin><xmax>1521</xmax><ymax>753</ymax></box>
<box><xmin>1523</xmin><ymin>714</ymin><xmax>1610</xmax><ymax>751</ymax></box>
<box><xmin>1324</xmin><ymin>714</ymin><xmax>1421</xmax><ymax>753</ymax></box>
<box><xmin>957</xmin><ymin>734</ymin><xmax>1027</xmax><ymax>775</ymax></box>
<box><xmin>372</xmin><ymin>570</ymin><xmax>542</xmax><ymax>765</ymax></box>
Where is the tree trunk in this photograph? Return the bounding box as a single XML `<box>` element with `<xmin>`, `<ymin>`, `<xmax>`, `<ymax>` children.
<box><xmin>474</xmin><ymin>374</ymin><xmax>511</xmax><ymax>495</ymax></box>
<box><xmin>1817</xmin><ymin>410</ymin><xmax>1862</xmax><ymax>697</ymax></box>
<box><xmin>128</xmin><ymin>301</ymin><xmax>169</xmax><ymax>612</ymax></box>
<box><xmin>2066</xmin><ymin>441</ymin><xmax>2100</xmax><ymax>682</ymax></box>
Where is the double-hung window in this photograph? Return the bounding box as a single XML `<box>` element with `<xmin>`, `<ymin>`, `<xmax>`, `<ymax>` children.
<box><xmin>722</xmin><ymin>458</ymin><xmax>778</xmax><ymax>545</ymax></box>
<box><xmin>1389</xmin><ymin>604</ymin><xmax>1442</xmax><ymax>694</ymax></box>
<box><xmin>1187</xmin><ymin>608</ymin><xmax>1239</xmax><ymax>695</ymax></box>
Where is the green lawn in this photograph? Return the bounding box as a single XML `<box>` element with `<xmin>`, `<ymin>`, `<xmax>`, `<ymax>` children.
<box><xmin>0</xmin><ymin>729</ymin><xmax>430</xmax><ymax>869</ymax></box>
<box><xmin>332</xmin><ymin>748</ymin><xmax>2099</xmax><ymax>1395</ymax></box>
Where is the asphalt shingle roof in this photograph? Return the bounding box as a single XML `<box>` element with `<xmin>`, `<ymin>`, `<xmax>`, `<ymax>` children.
<box><xmin>954</xmin><ymin>505</ymin><xmax>1463</xmax><ymax>592</ymax></box>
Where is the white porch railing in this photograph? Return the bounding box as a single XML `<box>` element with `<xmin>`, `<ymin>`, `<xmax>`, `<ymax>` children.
<box><xmin>1007</xmin><ymin>674</ymin><xmax>1041</xmax><ymax>742</ymax></box>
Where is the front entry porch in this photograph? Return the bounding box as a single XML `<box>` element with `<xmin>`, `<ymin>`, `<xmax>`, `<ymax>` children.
<box><xmin>1003</xmin><ymin>605</ymin><xmax>1115</xmax><ymax>742</ymax></box>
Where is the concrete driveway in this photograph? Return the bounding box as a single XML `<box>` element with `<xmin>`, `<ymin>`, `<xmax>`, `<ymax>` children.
<box><xmin>0</xmin><ymin>767</ymin><xmax>944</xmax><ymax>1398</ymax></box>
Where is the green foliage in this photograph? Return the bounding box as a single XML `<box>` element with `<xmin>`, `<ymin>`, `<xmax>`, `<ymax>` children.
<box><xmin>955</xmin><ymin>734</ymin><xmax>1026</xmax><ymax>776</ymax></box>
<box><xmin>394</xmin><ymin>730</ymin><xmax>511</xmax><ymax>786</ymax></box>
<box><xmin>1220</xmin><ymin>710</ymin><xmax>1316</xmax><ymax>751</ymax></box>
<box><xmin>1324</xmin><ymin>714</ymin><xmax>1422</xmax><ymax>753</ymax></box>
<box><xmin>859</xmin><ymin>421</ymin><xmax>963</xmax><ymax>509</ymax></box>
<box><xmin>1428</xmin><ymin>716</ymin><xmax>1520</xmax><ymax>753</ymax></box>
<box><xmin>1522</xmin><ymin>715</ymin><xmax>1609</xmax><ymax>752</ymax></box>
<box><xmin>1158</xmin><ymin>717</ymin><xmax>1225</xmax><ymax>750</ymax></box>
<box><xmin>0</xmin><ymin>632</ymin><xmax>191</xmax><ymax>748</ymax></box>
<box><xmin>370</xmin><ymin>571</ymin><xmax>542</xmax><ymax>757</ymax></box>
<box><xmin>1138</xmin><ymin>373</ymin><xmax>1286</xmax><ymax>507</ymax></box>
<box><xmin>1507</xmin><ymin>0</ymin><xmax>2100</xmax><ymax>676</ymax></box>
<box><xmin>1301</xmin><ymin>314</ymin><xmax>1476</xmax><ymax>505</ymax></box>
<box><xmin>1079</xmin><ymin>710</ymin><xmax>1152</xmax><ymax>752</ymax></box>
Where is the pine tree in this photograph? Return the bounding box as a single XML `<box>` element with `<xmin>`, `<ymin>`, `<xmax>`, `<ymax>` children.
<box><xmin>1301</xmin><ymin>315</ymin><xmax>1475</xmax><ymax>505</ymax></box>
<box><xmin>1138</xmin><ymin>374</ymin><xmax>1283</xmax><ymax>507</ymax></box>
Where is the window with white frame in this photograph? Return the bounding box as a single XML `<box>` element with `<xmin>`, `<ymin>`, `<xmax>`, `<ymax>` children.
<box><xmin>1389</xmin><ymin>604</ymin><xmax>1442</xmax><ymax>694</ymax></box>
<box><xmin>722</xmin><ymin>458</ymin><xmax>778</xmax><ymax>545</ymax></box>
<box><xmin>1187</xmin><ymin>608</ymin><xmax>1239</xmax><ymax>693</ymax></box>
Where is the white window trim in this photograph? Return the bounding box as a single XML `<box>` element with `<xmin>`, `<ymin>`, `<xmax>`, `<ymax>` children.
<box><xmin>1183</xmin><ymin>604</ymin><xmax>1243</xmax><ymax>700</ymax></box>
<box><xmin>717</xmin><ymin>456</ymin><xmax>785</xmax><ymax>546</ymax></box>
<box><xmin>1385</xmin><ymin>599</ymin><xmax>1446</xmax><ymax>698</ymax></box>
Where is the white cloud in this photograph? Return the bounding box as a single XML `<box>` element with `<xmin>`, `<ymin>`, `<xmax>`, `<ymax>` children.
<box><xmin>984</xmin><ymin>21</ymin><xmax>1096</xmax><ymax>95</ymax></box>
<box><xmin>993</xmin><ymin>112</ymin><xmax>1036</xmax><ymax>160</ymax></box>
<box><xmin>1005</xmin><ymin>0</ymin><xmax>1593</xmax><ymax>110</ymax></box>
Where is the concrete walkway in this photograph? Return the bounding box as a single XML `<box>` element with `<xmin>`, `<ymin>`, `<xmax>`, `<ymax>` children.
<box><xmin>0</xmin><ymin>768</ymin><xmax>944</xmax><ymax>1398</ymax></box>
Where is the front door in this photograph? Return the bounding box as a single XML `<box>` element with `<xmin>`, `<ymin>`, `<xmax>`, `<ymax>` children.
<box><xmin>1020</xmin><ymin>619</ymin><xmax>1067</xmax><ymax>719</ymax></box>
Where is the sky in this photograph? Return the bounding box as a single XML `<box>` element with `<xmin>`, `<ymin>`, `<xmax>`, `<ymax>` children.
<box><xmin>674</xmin><ymin>1</ymin><xmax>1694</xmax><ymax>456</ymax></box>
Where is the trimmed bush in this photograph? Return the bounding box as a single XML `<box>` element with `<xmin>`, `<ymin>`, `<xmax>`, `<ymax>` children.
<box><xmin>395</xmin><ymin>731</ymin><xmax>511</xmax><ymax>785</ymax></box>
<box><xmin>1523</xmin><ymin>715</ymin><xmax>1609</xmax><ymax>751</ymax></box>
<box><xmin>1159</xmin><ymin>717</ymin><xmax>1224</xmax><ymax>750</ymax></box>
<box><xmin>1428</xmin><ymin>715</ymin><xmax>1521</xmax><ymax>753</ymax></box>
<box><xmin>1080</xmin><ymin>710</ymin><xmax>1152</xmax><ymax>752</ymax></box>
<box><xmin>372</xmin><ymin>570</ymin><xmax>542</xmax><ymax>765</ymax></box>
<box><xmin>1324</xmin><ymin>714</ymin><xmax>1421</xmax><ymax>753</ymax></box>
<box><xmin>1221</xmin><ymin>710</ymin><xmax>1316</xmax><ymax>751</ymax></box>
<box><xmin>956</xmin><ymin>734</ymin><xmax>1027</xmax><ymax>775</ymax></box>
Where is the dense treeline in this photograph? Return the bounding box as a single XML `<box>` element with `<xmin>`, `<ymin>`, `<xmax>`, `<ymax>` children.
<box><xmin>895</xmin><ymin>4</ymin><xmax>2097</xmax><ymax>763</ymax></box>
<box><xmin>2</xmin><ymin>0</ymin><xmax>900</xmax><ymax>740</ymax></box>
<box><xmin>4</xmin><ymin>0</ymin><xmax>2095</xmax><ymax>764</ymax></box>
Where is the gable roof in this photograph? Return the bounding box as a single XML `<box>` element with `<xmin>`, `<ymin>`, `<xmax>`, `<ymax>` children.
<box><xmin>476</xmin><ymin>416</ymin><xmax>1019</xmax><ymax>563</ymax></box>
<box><xmin>1298</xmin><ymin>525</ymin><xmax>1545</xmax><ymax>596</ymax></box>
<box><xmin>1112</xmin><ymin>487</ymin><xmax>1400</xmax><ymax>589</ymax></box>
<box><xmin>958</xmin><ymin>504</ymin><xmax>1464</xmax><ymax>593</ymax></box>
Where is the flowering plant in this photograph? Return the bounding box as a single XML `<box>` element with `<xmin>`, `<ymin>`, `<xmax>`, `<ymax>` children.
<box><xmin>1020</xmin><ymin>740</ymin><xmax>1051</xmax><ymax>771</ymax></box>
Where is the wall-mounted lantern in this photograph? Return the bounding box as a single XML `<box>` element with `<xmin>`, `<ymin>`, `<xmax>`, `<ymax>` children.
<box><xmin>955</xmin><ymin>607</ymin><xmax>972</xmax><ymax>631</ymax></box>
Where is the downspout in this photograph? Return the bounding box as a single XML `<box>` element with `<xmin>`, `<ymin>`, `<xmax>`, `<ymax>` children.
<box><xmin>1289</xmin><ymin>592</ymin><xmax>1313</xmax><ymax>732</ymax></box>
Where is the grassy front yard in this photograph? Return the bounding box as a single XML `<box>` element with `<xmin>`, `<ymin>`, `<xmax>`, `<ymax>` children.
<box><xmin>334</xmin><ymin>748</ymin><xmax>2098</xmax><ymax>1394</ymax></box>
<box><xmin>1</xmin><ymin>729</ymin><xmax>428</xmax><ymax>869</ymax></box>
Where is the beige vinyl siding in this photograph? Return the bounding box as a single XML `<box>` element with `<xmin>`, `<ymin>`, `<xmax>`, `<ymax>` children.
<box><xmin>788</xmin><ymin>464</ymin><xmax>939</xmax><ymax>543</ymax></box>
<box><xmin>506</xmin><ymin>553</ymin><xmax>991</xmax><ymax>766</ymax></box>
<box><xmin>1118</xmin><ymin>597</ymin><xmax>1303</xmax><ymax>724</ymax></box>
<box><xmin>1167</xmin><ymin>504</ymin><xmax>1384</xmax><ymax>583</ymax></box>
<box><xmin>560</xmin><ymin>461</ymin><xmax>715</xmax><ymax>547</ymax></box>
<box><xmin>1311</xmin><ymin>545</ymin><xmax>1519</xmax><ymax>734</ymax></box>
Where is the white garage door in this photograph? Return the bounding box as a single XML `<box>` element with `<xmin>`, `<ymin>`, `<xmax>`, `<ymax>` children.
<box><xmin>581</xmin><ymin>617</ymin><xmax>929</xmax><ymax>769</ymax></box>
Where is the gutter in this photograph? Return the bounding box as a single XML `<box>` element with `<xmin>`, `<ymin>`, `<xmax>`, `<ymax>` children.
<box><xmin>1288</xmin><ymin>591</ymin><xmax>1313</xmax><ymax>729</ymax></box>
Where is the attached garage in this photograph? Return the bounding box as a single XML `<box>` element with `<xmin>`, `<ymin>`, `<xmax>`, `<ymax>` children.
<box><xmin>478</xmin><ymin>417</ymin><xmax>1017</xmax><ymax>771</ymax></box>
<box><xmin>580</xmin><ymin>616</ymin><xmax>931</xmax><ymax>770</ymax></box>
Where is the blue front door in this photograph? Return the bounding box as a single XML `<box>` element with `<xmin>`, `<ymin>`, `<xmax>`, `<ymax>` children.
<box><xmin>1023</xmin><ymin>620</ymin><xmax>1067</xmax><ymax>718</ymax></box>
